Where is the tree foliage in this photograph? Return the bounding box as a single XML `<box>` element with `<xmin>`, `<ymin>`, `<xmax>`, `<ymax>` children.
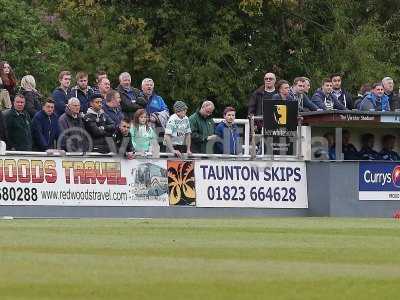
<box><xmin>1</xmin><ymin>0</ymin><xmax>400</xmax><ymax>116</ymax></box>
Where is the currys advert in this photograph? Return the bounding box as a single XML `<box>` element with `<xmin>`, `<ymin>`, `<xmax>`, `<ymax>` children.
<box><xmin>359</xmin><ymin>162</ymin><xmax>400</xmax><ymax>200</ymax></box>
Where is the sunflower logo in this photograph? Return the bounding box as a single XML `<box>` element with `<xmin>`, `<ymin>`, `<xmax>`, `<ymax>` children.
<box><xmin>167</xmin><ymin>160</ymin><xmax>196</xmax><ymax>205</ymax></box>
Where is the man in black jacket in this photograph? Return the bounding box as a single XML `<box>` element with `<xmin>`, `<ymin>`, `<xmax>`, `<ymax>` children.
<box><xmin>116</xmin><ymin>72</ymin><xmax>147</xmax><ymax>120</ymax></box>
<box><xmin>247</xmin><ymin>72</ymin><xmax>277</xmax><ymax>116</ymax></box>
<box><xmin>330</xmin><ymin>73</ymin><xmax>353</xmax><ymax>110</ymax></box>
<box><xmin>112</xmin><ymin>118</ymin><xmax>134</xmax><ymax>159</ymax></box>
<box><xmin>84</xmin><ymin>95</ymin><xmax>115</xmax><ymax>153</ymax></box>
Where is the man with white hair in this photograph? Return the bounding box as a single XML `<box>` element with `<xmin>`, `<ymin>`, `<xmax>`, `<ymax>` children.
<box><xmin>141</xmin><ymin>78</ymin><xmax>169</xmax><ymax>128</ymax></box>
<box><xmin>189</xmin><ymin>100</ymin><xmax>218</xmax><ymax>154</ymax></box>
<box><xmin>248</xmin><ymin>72</ymin><xmax>277</xmax><ymax>116</ymax></box>
<box><xmin>116</xmin><ymin>72</ymin><xmax>147</xmax><ymax>120</ymax></box>
<box><xmin>382</xmin><ymin>76</ymin><xmax>400</xmax><ymax>110</ymax></box>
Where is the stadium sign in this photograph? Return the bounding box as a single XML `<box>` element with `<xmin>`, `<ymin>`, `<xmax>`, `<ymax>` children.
<box><xmin>359</xmin><ymin>162</ymin><xmax>400</xmax><ymax>200</ymax></box>
<box><xmin>195</xmin><ymin>160</ymin><xmax>308</xmax><ymax>208</ymax></box>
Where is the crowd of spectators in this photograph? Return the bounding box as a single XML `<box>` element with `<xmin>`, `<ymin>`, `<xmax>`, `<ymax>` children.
<box><xmin>1</xmin><ymin>61</ymin><xmax>400</xmax><ymax>159</ymax></box>
<box><xmin>0</xmin><ymin>62</ymin><xmax>243</xmax><ymax>157</ymax></box>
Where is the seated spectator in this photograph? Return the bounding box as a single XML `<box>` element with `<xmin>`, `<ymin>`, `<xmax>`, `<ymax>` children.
<box><xmin>0</xmin><ymin>78</ymin><xmax>12</xmax><ymax>111</ymax></box>
<box><xmin>312</xmin><ymin>78</ymin><xmax>346</xmax><ymax>110</ymax></box>
<box><xmin>331</xmin><ymin>73</ymin><xmax>353</xmax><ymax>109</ymax></box>
<box><xmin>20</xmin><ymin>75</ymin><xmax>42</xmax><ymax>118</ymax></box>
<box><xmin>342</xmin><ymin>129</ymin><xmax>359</xmax><ymax>160</ymax></box>
<box><xmin>214</xmin><ymin>106</ymin><xmax>241</xmax><ymax>155</ymax></box>
<box><xmin>359</xmin><ymin>133</ymin><xmax>380</xmax><ymax>160</ymax></box>
<box><xmin>31</xmin><ymin>98</ymin><xmax>59</xmax><ymax>151</ymax></box>
<box><xmin>142</xmin><ymin>78</ymin><xmax>169</xmax><ymax>128</ymax></box>
<box><xmin>58</xmin><ymin>97</ymin><xmax>88</xmax><ymax>152</ymax></box>
<box><xmin>92</xmin><ymin>70</ymin><xmax>107</xmax><ymax>95</ymax></box>
<box><xmin>0</xmin><ymin>61</ymin><xmax>17</xmax><ymax>101</ymax></box>
<box><xmin>130</xmin><ymin>108</ymin><xmax>156</xmax><ymax>153</ymax></box>
<box><xmin>248</xmin><ymin>72</ymin><xmax>277</xmax><ymax>116</ymax></box>
<box><xmin>103</xmin><ymin>90</ymin><xmax>123</xmax><ymax>128</ymax></box>
<box><xmin>287</xmin><ymin>77</ymin><xmax>319</xmax><ymax>112</ymax></box>
<box><xmin>98</xmin><ymin>77</ymin><xmax>111</xmax><ymax>100</ymax></box>
<box><xmin>69</xmin><ymin>71</ymin><xmax>93</xmax><ymax>113</ymax></box>
<box><xmin>117</xmin><ymin>72</ymin><xmax>147</xmax><ymax>120</ymax></box>
<box><xmin>359</xmin><ymin>82</ymin><xmax>390</xmax><ymax>111</ymax></box>
<box><xmin>324</xmin><ymin>132</ymin><xmax>335</xmax><ymax>160</ymax></box>
<box><xmin>52</xmin><ymin>70</ymin><xmax>72</xmax><ymax>117</ymax></box>
<box><xmin>189</xmin><ymin>100</ymin><xmax>217</xmax><ymax>154</ymax></box>
<box><xmin>84</xmin><ymin>95</ymin><xmax>115</xmax><ymax>153</ymax></box>
<box><xmin>112</xmin><ymin>118</ymin><xmax>134</xmax><ymax>159</ymax></box>
<box><xmin>353</xmin><ymin>84</ymin><xmax>371</xmax><ymax>110</ymax></box>
<box><xmin>382</xmin><ymin>77</ymin><xmax>400</xmax><ymax>111</ymax></box>
<box><xmin>164</xmin><ymin>101</ymin><xmax>191</xmax><ymax>157</ymax></box>
<box><xmin>5</xmin><ymin>94</ymin><xmax>32</xmax><ymax>151</ymax></box>
<box><xmin>379</xmin><ymin>134</ymin><xmax>400</xmax><ymax>161</ymax></box>
<box><xmin>272</xmin><ymin>80</ymin><xmax>290</xmax><ymax>100</ymax></box>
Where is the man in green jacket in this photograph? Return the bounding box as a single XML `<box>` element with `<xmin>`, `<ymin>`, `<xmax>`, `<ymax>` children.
<box><xmin>189</xmin><ymin>100</ymin><xmax>217</xmax><ymax>154</ymax></box>
<box><xmin>5</xmin><ymin>94</ymin><xmax>32</xmax><ymax>151</ymax></box>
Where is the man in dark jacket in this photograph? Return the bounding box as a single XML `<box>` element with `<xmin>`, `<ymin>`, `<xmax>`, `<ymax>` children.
<box><xmin>52</xmin><ymin>70</ymin><xmax>72</xmax><ymax>117</ymax></box>
<box><xmin>287</xmin><ymin>77</ymin><xmax>319</xmax><ymax>112</ymax></box>
<box><xmin>342</xmin><ymin>130</ymin><xmax>359</xmax><ymax>160</ymax></box>
<box><xmin>5</xmin><ymin>94</ymin><xmax>32</xmax><ymax>151</ymax></box>
<box><xmin>379</xmin><ymin>134</ymin><xmax>400</xmax><ymax>161</ymax></box>
<box><xmin>69</xmin><ymin>71</ymin><xmax>94</xmax><ymax>113</ymax></box>
<box><xmin>103</xmin><ymin>90</ymin><xmax>124</xmax><ymax>128</ymax></box>
<box><xmin>248</xmin><ymin>72</ymin><xmax>277</xmax><ymax>116</ymax></box>
<box><xmin>58</xmin><ymin>97</ymin><xmax>88</xmax><ymax>152</ymax></box>
<box><xmin>359</xmin><ymin>133</ymin><xmax>380</xmax><ymax>160</ymax></box>
<box><xmin>0</xmin><ymin>109</ymin><xmax>8</xmax><ymax>144</ymax></box>
<box><xmin>382</xmin><ymin>77</ymin><xmax>400</xmax><ymax>111</ymax></box>
<box><xmin>330</xmin><ymin>74</ymin><xmax>353</xmax><ymax>110</ymax></box>
<box><xmin>84</xmin><ymin>95</ymin><xmax>115</xmax><ymax>153</ymax></box>
<box><xmin>116</xmin><ymin>72</ymin><xmax>147</xmax><ymax>120</ymax></box>
<box><xmin>312</xmin><ymin>78</ymin><xmax>346</xmax><ymax>110</ymax></box>
<box><xmin>214</xmin><ymin>107</ymin><xmax>241</xmax><ymax>155</ymax></box>
<box><xmin>31</xmin><ymin>98</ymin><xmax>59</xmax><ymax>151</ymax></box>
<box><xmin>189</xmin><ymin>100</ymin><xmax>217</xmax><ymax>154</ymax></box>
<box><xmin>112</xmin><ymin>118</ymin><xmax>134</xmax><ymax>159</ymax></box>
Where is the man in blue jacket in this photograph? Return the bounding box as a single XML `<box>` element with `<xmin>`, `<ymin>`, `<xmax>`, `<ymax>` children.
<box><xmin>142</xmin><ymin>78</ymin><xmax>169</xmax><ymax>128</ymax></box>
<box><xmin>69</xmin><ymin>71</ymin><xmax>93</xmax><ymax>113</ymax></box>
<box><xmin>31</xmin><ymin>98</ymin><xmax>60</xmax><ymax>151</ymax></box>
<box><xmin>103</xmin><ymin>90</ymin><xmax>124</xmax><ymax>129</ymax></box>
<box><xmin>214</xmin><ymin>106</ymin><xmax>241</xmax><ymax>155</ymax></box>
<box><xmin>52</xmin><ymin>71</ymin><xmax>72</xmax><ymax>117</ymax></box>
<box><xmin>312</xmin><ymin>78</ymin><xmax>346</xmax><ymax>110</ymax></box>
<box><xmin>359</xmin><ymin>82</ymin><xmax>390</xmax><ymax>111</ymax></box>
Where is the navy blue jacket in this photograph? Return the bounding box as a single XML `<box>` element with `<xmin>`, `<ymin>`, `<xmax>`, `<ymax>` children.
<box><xmin>312</xmin><ymin>89</ymin><xmax>346</xmax><ymax>110</ymax></box>
<box><xmin>52</xmin><ymin>87</ymin><xmax>71</xmax><ymax>117</ymax></box>
<box><xmin>68</xmin><ymin>86</ymin><xmax>94</xmax><ymax>113</ymax></box>
<box><xmin>214</xmin><ymin>121</ymin><xmax>240</xmax><ymax>155</ymax></box>
<box><xmin>379</xmin><ymin>149</ymin><xmax>400</xmax><ymax>161</ymax></box>
<box><xmin>358</xmin><ymin>92</ymin><xmax>390</xmax><ymax>112</ymax></box>
<box><xmin>103</xmin><ymin>104</ymin><xmax>124</xmax><ymax>129</ymax></box>
<box><xmin>359</xmin><ymin>146</ymin><xmax>380</xmax><ymax>161</ymax></box>
<box><xmin>31</xmin><ymin>110</ymin><xmax>60</xmax><ymax>151</ymax></box>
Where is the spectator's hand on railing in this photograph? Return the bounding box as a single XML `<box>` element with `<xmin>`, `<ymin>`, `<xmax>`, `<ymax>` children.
<box><xmin>173</xmin><ymin>150</ymin><xmax>182</xmax><ymax>158</ymax></box>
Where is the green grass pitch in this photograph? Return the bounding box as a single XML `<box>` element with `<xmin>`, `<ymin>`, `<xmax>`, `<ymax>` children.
<box><xmin>0</xmin><ymin>218</ymin><xmax>399</xmax><ymax>300</ymax></box>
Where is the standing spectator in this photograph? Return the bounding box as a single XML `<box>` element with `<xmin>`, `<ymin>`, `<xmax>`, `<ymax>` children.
<box><xmin>330</xmin><ymin>73</ymin><xmax>353</xmax><ymax>110</ymax></box>
<box><xmin>359</xmin><ymin>82</ymin><xmax>390</xmax><ymax>112</ymax></box>
<box><xmin>58</xmin><ymin>97</ymin><xmax>87</xmax><ymax>152</ymax></box>
<box><xmin>103</xmin><ymin>90</ymin><xmax>124</xmax><ymax>128</ymax></box>
<box><xmin>52</xmin><ymin>70</ymin><xmax>72</xmax><ymax>117</ymax></box>
<box><xmin>20</xmin><ymin>75</ymin><xmax>42</xmax><ymax>119</ymax></box>
<box><xmin>0</xmin><ymin>61</ymin><xmax>17</xmax><ymax>101</ymax></box>
<box><xmin>189</xmin><ymin>100</ymin><xmax>217</xmax><ymax>154</ymax></box>
<box><xmin>382</xmin><ymin>77</ymin><xmax>400</xmax><ymax>111</ymax></box>
<box><xmin>142</xmin><ymin>78</ymin><xmax>169</xmax><ymax>128</ymax></box>
<box><xmin>112</xmin><ymin>118</ymin><xmax>134</xmax><ymax>159</ymax></box>
<box><xmin>379</xmin><ymin>134</ymin><xmax>400</xmax><ymax>161</ymax></box>
<box><xmin>312</xmin><ymin>78</ymin><xmax>346</xmax><ymax>110</ymax></box>
<box><xmin>117</xmin><ymin>72</ymin><xmax>147</xmax><ymax>120</ymax></box>
<box><xmin>84</xmin><ymin>95</ymin><xmax>115</xmax><ymax>153</ymax></box>
<box><xmin>214</xmin><ymin>106</ymin><xmax>241</xmax><ymax>155</ymax></box>
<box><xmin>342</xmin><ymin>130</ymin><xmax>359</xmax><ymax>160</ymax></box>
<box><xmin>248</xmin><ymin>72</ymin><xmax>277</xmax><ymax>116</ymax></box>
<box><xmin>98</xmin><ymin>77</ymin><xmax>111</xmax><ymax>100</ymax></box>
<box><xmin>288</xmin><ymin>77</ymin><xmax>319</xmax><ymax>112</ymax></box>
<box><xmin>359</xmin><ymin>133</ymin><xmax>380</xmax><ymax>160</ymax></box>
<box><xmin>31</xmin><ymin>98</ymin><xmax>59</xmax><ymax>151</ymax></box>
<box><xmin>130</xmin><ymin>108</ymin><xmax>156</xmax><ymax>153</ymax></box>
<box><xmin>5</xmin><ymin>94</ymin><xmax>32</xmax><ymax>151</ymax></box>
<box><xmin>69</xmin><ymin>71</ymin><xmax>94</xmax><ymax>113</ymax></box>
<box><xmin>0</xmin><ymin>78</ymin><xmax>12</xmax><ymax>111</ymax></box>
<box><xmin>164</xmin><ymin>101</ymin><xmax>191</xmax><ymax>157</ymax></box>
<box><xmin>92</xmin><ymin>70</ymin><xmax>107</xmax><ymax>95</ymax></box>
<box><xmin>272</xmin><ymin>80</ymin><xmax>290</xmax><ymax>100</ymax></box>
<box><xmin>353</xmin><ymin>84</ymin><xmax>371</xmax><ymax>110</ymax></box>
